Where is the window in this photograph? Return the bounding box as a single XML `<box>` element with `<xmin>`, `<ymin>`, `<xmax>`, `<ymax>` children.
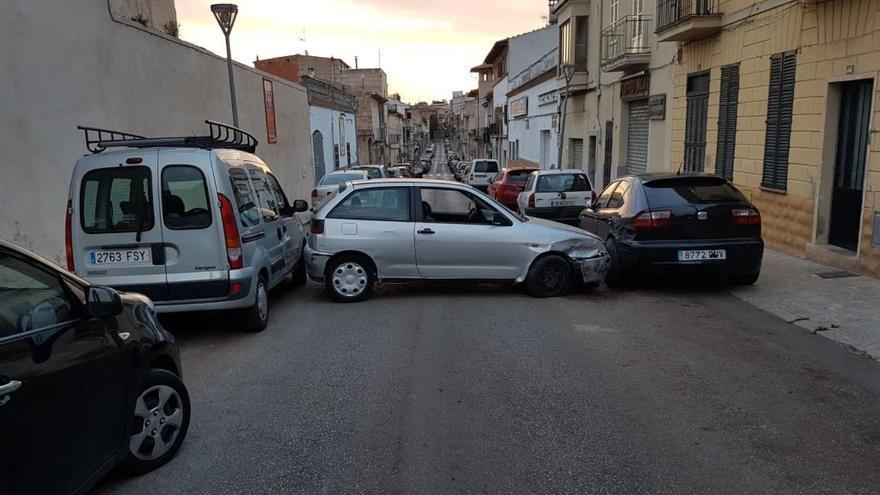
<box><xmin>560</xmin><ymin>20</ymin><xmax>572</xmax><ymax>69</ymax></box>
<box><xmin>249</xmin><ymin>168</ymin><xmax>279</xmax><ymax>222</ymax></box>
<box><xmin>575</xmin><ymin>16</ymin><xmax>588</xmax><ymax>72</ymax></box>
<box><xmin>537</xmin><ymin>174</ymin><xmax>591</xmax><ymax>193</ymax></box>
<box><xmin>266</xmin><ymin>174</ymin><xmax>292</xmax><ymax>214</ymax></box>
<box><xmin>474</xmin><ymin>160</ymin><xmax>499</xmax><ymax>173</ymax></box>
<box><xmin>605</xmin><ymin>180</ymin><xmax>630</xmax><ymax>209</ymax></box>
<box><xmin>0</xmin><ymin>251</ymin><xmax>78</xmax><ymax>338</ymax></box>
<box><xmin>80</xmin><ymin>167</ymin><xmax>154</xmax><ymax>234</ymax></box>
<box><xmin>595</xmin><ymin>181</ymin><xmax>620</xmax><ymax>209</ymax></box>
<box><xmin>229</xmin><ymin>170</ymin><xmax>261</xmax><ymax>228</ymax></box>
<box><xmin>716</xmin><ymin>64</ymin><xmax>740</xmax><ymax>181</ymax></box>
<box><xmin>419</xmin><ymin>188</ymin><xmax>504</xmax><ymax>225</ymax></box>
<box><xmin>644</xmin><ymin>177</ymin><xmax>746</xmax><ymax>207</ymax></box>
<box><xmin>762</xmin><ymin>51</ymin><xmax>797</xmax><ymax>191</ymax></box>
<box><xmin>319</xmin><ymin>173</ymin><xmax>365</xmax><ymax>187</ymax></box>
<box><xmin>162</xmin><ymin>166</ymin><xmax>211</xmax><ymax>230</ymax></box>
<box><xmin>328</xmin><ymin>187</ymin><xmax>411</xmax><ymax>222</ymax></box>
<box><xmin>524</xmin><ymin>172</ymin><xmax>537</xmax><ymax>192</ymax></box>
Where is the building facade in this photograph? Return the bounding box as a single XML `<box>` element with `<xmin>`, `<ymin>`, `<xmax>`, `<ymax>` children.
<box><xmin>300</xmin><ymin>76</ymin><xmax>358</xmax><ymax>181</ymax></box>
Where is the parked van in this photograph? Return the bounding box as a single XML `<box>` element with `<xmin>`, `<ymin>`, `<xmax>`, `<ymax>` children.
<box><xmin>67</xmin><ymin>121</ymin><xmax>309</xmax><ymax>332</ymax></box>
<box><xmin>466</xmin><ymin>159</ymin><xmax>499</xmax><ymax>190</ymax></box>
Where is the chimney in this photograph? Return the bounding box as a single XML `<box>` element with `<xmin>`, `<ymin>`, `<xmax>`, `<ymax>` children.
<box><xmin>354</xmin><ymin>56</ymin><xmax>359</xmax><ymax>69</ymax></box>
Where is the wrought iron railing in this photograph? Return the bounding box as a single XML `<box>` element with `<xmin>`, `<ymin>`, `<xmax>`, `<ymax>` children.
<box><xmin>601</xmin><ymin>15</ymin><xmax>652</xmax><ymax>66</ymax></box>
<box><xmin>656</xmin><ymin>0</ymin><xmax>719</xmax><ymax>32</ymax></box>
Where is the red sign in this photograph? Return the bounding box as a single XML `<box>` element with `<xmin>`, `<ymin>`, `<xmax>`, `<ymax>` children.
<box><xmin>263</xmin><ymin>78</ymin><xmax>277</xmax><ymax>144</ymax></box>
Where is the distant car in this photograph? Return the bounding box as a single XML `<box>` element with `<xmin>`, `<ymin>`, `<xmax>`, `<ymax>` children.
<box><xmin>304</xmin><ymin>180</ymin><xmax>610</xmax><ymax>302</ymax></box>
<box><xmin>488</xmin><ymin>166</ymin><xmax>538</xmax><ymax>210</ymax></box>
<box><xmin>388</xmin><ymin>166</ymin><xmax>412</xmax><ymax>178</ymax></box>
<box><xmin>350</xmin><ymin>165</ymin><xmax>387</xmax><ymax>179</ymax></box>
<box><xmin>517</xmin><ymin>169</ymin><xmax>594</xmax><ymax>226</ymax></box>
<box><xmin>578</xmin><ymin>173</ymin><xmax>764</xmax><ymax>286</ymax></box>
<box><xmin>465</xmin><ymin>159</ymin><xmax>500</xmax><ymax>190</ymax></box>
<box><xmin>0</xmin><ymin>239</ymin><xmax>190</xmax><ymax>494</ymax></box>
<box><xmin>454</xmin><ymin>163</ymin><xmax>470</xmax><ymax>183</ymax></box>
<box><xmin>312</xmin><ymin>170</ymin><xmax>369</xmax><ymax>206</ymax></box>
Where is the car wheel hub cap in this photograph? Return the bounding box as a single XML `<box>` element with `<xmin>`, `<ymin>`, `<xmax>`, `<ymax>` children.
<box><xmin>130</xmin><ymin>384</ymin><xmax>183</xmax><ymax>461</ymax></box>
<box><xmin>257</xmin><ymin>283</ymin><xmax>268</xmax><ymax>322</ymax></box>
<box><xmin>333</xmin><ymin>263</ymin><xmax>367</xmax><ymax>296</ymax></box>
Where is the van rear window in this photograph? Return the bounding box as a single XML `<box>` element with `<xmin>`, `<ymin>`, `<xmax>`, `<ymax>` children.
<box><xmin>644</xmin><ymin>177</ymin><xmax>746</xmax><ymax>206</ymax></box>
<box><xmin>162</xmin><ymin>166</ymin><xmax>212</xmax><ymax>230</ymax></box>
<box><xmin>80</xmin><ymin>167</ymin><xmax>154</xmax><ymax>234</ymax></box>
<box><xmin>474</xmin><ymin>161</ymin><xmax>498</xmax><ymax>173</ymax></box>
<box><xmin>537</xmin><ymin>174</ymin><xmax>590</xmax><ymax>193</ymax></box>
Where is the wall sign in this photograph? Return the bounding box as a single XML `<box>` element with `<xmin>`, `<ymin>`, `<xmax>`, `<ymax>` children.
<box><xmin>537</xmin><ymin>90</ymin><xmax>558</xmax><ymax>106</ymax></box>
<box><xmin>621</xmin><ymin>73</ymin><xmax>650</xmax><ymax>101</ymax></box>
<box><xmin>510</xmin><ymin>96</ymin><xmax>528</xmax><ymax>119</ymax></box>
<box><xmin>263</xmin><ymin>78</ymin><xmax>277</xmax><ymax>144</ymax></box>
<box><xmin>649</xmin><ymin>94</ymin><xmax>666</xmax><ymax>120</ymax></box>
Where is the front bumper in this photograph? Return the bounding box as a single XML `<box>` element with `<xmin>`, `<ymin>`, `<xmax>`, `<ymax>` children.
<box><xmin>572</xmin><ymin>254</ymin><xmax>611</xmax><ymax>284</ymax></box>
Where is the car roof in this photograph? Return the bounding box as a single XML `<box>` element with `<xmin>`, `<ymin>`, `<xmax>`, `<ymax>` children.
<box><xmin>349</xmin><ymin>178</ymin><xmax>460</xmax><ymax>188</ymax></box>
<box><xmin>531</xmin><ymin>168</ymin><xmax>588</xmax><ymax>175</ymax></box>
<box><xmin>325</xmin><ymin>170</ymin><xmax>367</xmax><ymax>175</ymax></box>
<box><xmin>632</xmin><ymin>172</ymin><xmax>726</xmax><ymax>183</ymax></box>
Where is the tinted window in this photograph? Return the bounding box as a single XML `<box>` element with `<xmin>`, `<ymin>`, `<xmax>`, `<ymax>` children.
<box><xmin>644</xmin><ymin>178</ymin><xmax>746</xmax><ymax>206</ymax></box>
<box><xmin>0</xmin><ymin>251</ymin><xmax>78</xmax><ymax>338</ymax></box>
<box><xmin>536</xmin><ymin>174</ymin><xmax>591</xmax><ymax>193</ymax></box>
<box><xmin>328</xmin><ymin>187</ymin><xmax>410</xmax><ymax>222</ymax></box>
<box><xmin>524</xmin><ymin>173</ymin><xmax>537</xmax><ymax>192</ymax></box>
<box><xmin>80</xmin><ymin>167</ymin><xmax>154</xmax><ymax>234</ymax></box>
<box><xmin>474</xmin><ymin>161</ymin><xmax>499</xmax><ymax>173</ymax></box>
<box><xmin>249</xmin><ymin>168</ymin><xmax>279</xmax><ymax>222</ymax></box>
<box><xmin>606</xmin><ymin>181</ymin><xmax>630</xmax><ymax>209</ymax></box>
<box><xmin>229</xmin><ymin>170</ymin><xmax>261</xmax><ymax>227</ymax></box>
<box><xmin>162</xmin><ymin>166</ymin><xmax>211</xmax><ymax>230</ymax></box>
<box><xmin>266</xmin><ymin>174</ymin><xmax>291</xmax><ymax>212</ymax></box>
<box><xmin>506</xmin><ymin>169</ymin><xmax>535</xmax><ymax>183</ymax></box>
<box><xmin>595</xmin><ymin>182</ymin><xmax>619</xmax><ymax>209</ymax></box>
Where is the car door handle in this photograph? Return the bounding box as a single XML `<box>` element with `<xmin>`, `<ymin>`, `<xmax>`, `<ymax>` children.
<box><xmin>277</xmin><ymin>228</ymin><xmax>283</xmax><ymax>240</ymax></box>
<box><xmin>0</xmin><ymin>380</ymin><xmax>22</xmax><ymax>395</ymax></box>
<box><xmin>417</xmin><ymin>228</ymin><xmax>435</xmax><ymax>235</ymax></box>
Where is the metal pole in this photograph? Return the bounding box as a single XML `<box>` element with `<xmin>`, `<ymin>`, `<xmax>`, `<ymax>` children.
<box><xmin>557</xmin><ymin>81</ymin><xmax>570</xmax><ymax>169</ymax></box>
<box><xmin>224</xmin><ymin>33</ymin><xmax>239</xmax><ymax>127</ymax></box>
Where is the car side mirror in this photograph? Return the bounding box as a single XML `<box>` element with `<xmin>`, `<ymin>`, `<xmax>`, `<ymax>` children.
<box><xmin>86</xmin><ymin>286</ymin><xmax>123</xmax><ymax>318</ymax></box>
<box><xmin>292</xmin><ymin>199</ymin><xmax>309</xmax><ymax>213</ymax></box>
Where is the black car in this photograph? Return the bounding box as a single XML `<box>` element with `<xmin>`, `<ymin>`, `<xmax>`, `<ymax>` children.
<box><xmin>0</xmin><ymin>240</ymin><xmax>190</xmax><ymax>494</ymax></box>
<box><xmin>579</xmin><ymin>174</ymin><xmax>763</xmax><ymax>285</ymax></box>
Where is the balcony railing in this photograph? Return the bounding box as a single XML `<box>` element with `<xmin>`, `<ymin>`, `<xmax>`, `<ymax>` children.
<box><xmin>601</xmin><ymin>15</ymin><xmax>652</xmax><ymax>72</ymax></box>
<box><xmin>656</xmin><ymin>0</ymin><xmax>722</xmax><ymax>39</ymax></box>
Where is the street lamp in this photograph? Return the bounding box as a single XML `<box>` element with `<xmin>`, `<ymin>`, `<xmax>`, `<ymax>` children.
<box><xmin>211</xmin><ymin>3</ymin><xmax>240</xmax><ymax>127</ymax></box>
<box><xmin>556</xmin><ymin>64</ymin><xmax>577</xmax><ymax>169</ymax></box>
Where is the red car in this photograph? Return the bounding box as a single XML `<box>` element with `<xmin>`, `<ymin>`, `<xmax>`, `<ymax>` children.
<box><xmin>488</xmin><ymin>167</ymin><xmax>538</xmax><ymax>209</ymax></box>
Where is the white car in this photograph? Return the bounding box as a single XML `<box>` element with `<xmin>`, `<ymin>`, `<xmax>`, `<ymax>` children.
<box><xmin>312</xmin><ymin>170</ymin><xmax>369</xmax><ymax>206</ymax></box>
<box><xmin>517</xmin><ymin>169</ymin><xmax>594</xmax><ymax>226</ymax></box>
<box><xmin>466</xmin><ymin>159</ymin><xmax>499</xmax><ymax>190</ymax></box>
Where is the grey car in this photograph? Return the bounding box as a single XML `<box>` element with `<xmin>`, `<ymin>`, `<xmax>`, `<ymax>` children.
<box><xmin>305</xmin><ymin>179</ymin><xmax>610</xmax><ymax>302</ymax></box>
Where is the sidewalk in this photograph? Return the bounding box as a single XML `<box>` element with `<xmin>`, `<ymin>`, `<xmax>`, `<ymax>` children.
<box><xmin>730</xmin><ymin>249</ymin><xmax>880</xmax><ymax>359</ymax></box>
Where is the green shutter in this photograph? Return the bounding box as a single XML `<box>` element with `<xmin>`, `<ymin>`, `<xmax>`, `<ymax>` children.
<box><xmin>716</xmin><ymin>64</ymin><xmax>739</xmax><ymax>181</ymax></box>
<box><xmin>762</xmin><ymin>52</ymin><xmax>796</xmax><ymax>190</ymax></box>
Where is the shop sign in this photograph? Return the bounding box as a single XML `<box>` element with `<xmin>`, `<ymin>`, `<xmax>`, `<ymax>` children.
<box><xmin>510</xmin><ymin>96</ymin><xmax>528</xmax><ymax>118</ymax></box>
<box><xmin>621</xmin><ymin>73</ymin><xmax>650</xmax><ymax>101</ymax></box>
<box><xmin>649</xmin><ymin>94</ymin><xmax>666</xmax><ymax>120</ymax></box>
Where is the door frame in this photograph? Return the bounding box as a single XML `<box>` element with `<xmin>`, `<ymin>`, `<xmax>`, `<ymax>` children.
<box><xmin>814</xmin><ymin>73</ymin><xmax>876</xmax><ymax>256</ymax></box>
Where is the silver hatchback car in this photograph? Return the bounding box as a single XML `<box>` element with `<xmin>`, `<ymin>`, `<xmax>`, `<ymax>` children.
<box><xmin>305</xmin><ymin>179</ymin><xmax>610</xmax><ymax>301</ymax></box>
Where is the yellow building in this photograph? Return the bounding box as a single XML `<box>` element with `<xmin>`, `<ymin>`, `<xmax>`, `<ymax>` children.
<box><xmin>665</xmin><ymin>0</ymin><xmax>880</xmax><ymax>276</ymax></box>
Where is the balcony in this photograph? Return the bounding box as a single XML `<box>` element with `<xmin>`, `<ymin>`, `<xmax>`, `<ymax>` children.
<box><xmin>656</xmin><ymin>0</ymin><xmax>722</xmax><ymax>42</ymax></box>
<box><xmin>601</xmin><ymin>15</ymin><xmax>652</xmax><ymax>73</ymax></box>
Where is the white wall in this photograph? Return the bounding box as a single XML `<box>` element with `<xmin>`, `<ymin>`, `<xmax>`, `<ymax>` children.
<box><xmin>508</xmin><ymin>25</ymin><xmax>558</xmax><ymax>78</ymax></box>
<box><xmin>309</xmin><ymin>106</ymin><xmax>358</xmax><ymax>179</ymax></box>
<box><xmin>0</xmin><ymin>0</ymin><xmax>313</xmax><ymax>264</ymax></box>
<box><xmin>507</xmin><ymin>78</ymin><xmax>559</xmax><ymax>169</ymax></box>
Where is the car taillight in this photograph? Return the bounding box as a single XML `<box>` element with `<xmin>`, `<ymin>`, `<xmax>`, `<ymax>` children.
<box><xmin>732</xmin><ymin>207</ymin><xmax>761</xmax><ymax>226</ymax></box>
<box><xmin>634</xmin><ymin>210</ymin><xmax>671</xmax><ymax>229</ymax></box>
<box><xmin>311</xmin><ymin>219</ymin><xmax>325</xmax><ymax>235</ymax></box>
<box><xmin>528</xmin><ymin>192</ymin><xmax>535</xmax><ymax>208</ymax></box>
<box><xmin>65</xmin><ymin>199</ymin><xmax>75</xmax><ymax>271</ymax></box>
<box><xmin>218</xmin><ymin>193</ymin><xmax>243</xmax><ymax>270</ymax></box>
<box><xmin>311</xmin><ymin>189</ymin><xmax>318</xmax><ymax>198</ymax></box>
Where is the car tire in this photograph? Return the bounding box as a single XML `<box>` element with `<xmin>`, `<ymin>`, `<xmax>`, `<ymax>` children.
<box><xmin>604</xmin><ymin>238</ymin><xmax>630</xmax><ymax>288</ymax></box>
<box><xmin>325</xmin><ymin>255</ymin><xmax>375</xmax><ymax>302</ymax></box>
<box><xmin>729</xmin><ymin>271</ymin><xmax>760</xmax><ymax>285</ymax></box>
<box><xmin>241</xmin><ymin>274</ymin><xmax>269</xmax><ymax>332</ymax></box>
<box><xmin>121</xmin><ymin>369</ymin><xmax>191</xmax><ymax>475</ymax></box>
<box><xmin>526</xmin><ymin>255</ymin><xmax>573</xmax><ymax>298</ymax></box>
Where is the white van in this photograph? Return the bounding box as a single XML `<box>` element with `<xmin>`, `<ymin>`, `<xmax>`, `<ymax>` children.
<box><xmin>466</xmin><ymin>159</ymin><xmax>500</xmax><ymax>190</ymax></box>
<box><xmin>66</xmin><ymin>121</ymin><xmax>309</xmax><ymax>332</ymax></box>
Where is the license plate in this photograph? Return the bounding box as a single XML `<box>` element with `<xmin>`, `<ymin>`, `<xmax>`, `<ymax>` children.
<box><xmin>551</xmin><ymin>200</ymin><xmax>575</xmax><ymax>207</ymax></box>
<box><xmin>90</xmin><ymin>248</ymin><xmax>152</xmax><ymax>265</ymax></box>
<box><xmin>677</xmin><ymin>249</ymin><xmax>726</xmax><ymax>262</ymax></box>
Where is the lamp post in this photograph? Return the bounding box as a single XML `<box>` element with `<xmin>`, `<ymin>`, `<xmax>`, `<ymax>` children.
<box><xmin>211</xmin><ymin>3</ymin><xmax>240</xmax><ymax>127</ymax></box>
<box><xmin>556</xmin><ymin>64</ymin><xmax>576</xmax><ymax>169</ymax></box>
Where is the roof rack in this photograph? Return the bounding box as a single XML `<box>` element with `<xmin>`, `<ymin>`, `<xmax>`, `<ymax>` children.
<box><xmin>78</xmin><ymin>120</ymin><xmax>258</xmax><ymax>154</ymax></box>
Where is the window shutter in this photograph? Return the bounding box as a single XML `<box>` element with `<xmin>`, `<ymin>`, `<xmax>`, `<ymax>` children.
<box><xmin>716</xmin><ymin>64</ymin><xmax>739</xmax><ymax>181</ymax></box>
<box><xmin>575</xmin><ymin>16</ymin><xmax>588</xmax><ymax>72</ymax></box>
<box><xmin>762</xmin><ymin>52</ymin><xmax>796</xmax><ymax>190</ymax></box>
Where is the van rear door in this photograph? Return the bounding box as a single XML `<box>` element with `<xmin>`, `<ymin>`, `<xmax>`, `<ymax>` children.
<box><xmin>158</xmin><ymin>150</ymin><xmax>229</xmax><ymax>301</ymax></box>
<box><xmin>73</xmin><ymin>150</ymin><xmax>168</xmax><ymax>300</ymax></box>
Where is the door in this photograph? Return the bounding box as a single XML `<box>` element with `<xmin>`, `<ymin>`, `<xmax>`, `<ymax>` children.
<box><xmin>569</xmin><ymin>138</ymin><xmax>584</xmax><ymax>169</ymax></box>
<box><xmin>581</xmin><ymin>180</ymin><xmax>621</xmax><ymax>235</ymax></box>
<box><xmin>248</xmin><ymin>166</ymin><xmax>286</xmax><ymax>286</ymax></box>
<box><xmin>588</xmin><ymin>136</ymin><xmax>598</xmax><ymax>187</ymax></box>
<box><xmin>593</xmin><ymin>180</ymin><xmax>631</xmax><ymax>240</ymax></box>
<box><xmin>159</xmin><ymin>153</ymin><xmax>228</xmax><ymax>301</ymax></box>
<box><xmin>632</xmin><ymin>0</ymin><xmax>645</xmax><ymax>49</ymax></box>
<box><xmin>829</xmin><ymin>79</ymin><xmax>873</xmax><ymax>251</ymax></box>
<box><xmin>267</xmin><ymin>172</ymin><xmax>303</xmax><ymax>268</ymax></box>
<box><xmin>604</xmin><ymin>121</ymin><xmax>614</xmax><ymax>185</ymax></box>
<box><xmin>685</xmin><ymin>73</ymin><xmax>710</xmax><ymax>172</ymax></box>
<box><xmin>0</xmin><ymin>249</ymin><xmax>124</xmax><ymax>494</ymax></box>
<box><xmin>626</xmin><ymin>100</ymin><xmax>650</xmax><ymax>174</ymax></box>
<box><xmin>415</xmin><ymin>187</ymin><xmax>525</xmax><ymax>279</ymax></box>
<box><xmin>312</xmin><ymin>131</ymin><xmax>326</xmax><ymax>184</ymax></box>
<box><xmin>73</xmin><ymin>152</ymin><xmax>167</xmax><ymax>300</ymax></box>
<box><xmin>541</xmin><ymin>130</ymin><xmax>552</xmax><ymax>169</ymax></box>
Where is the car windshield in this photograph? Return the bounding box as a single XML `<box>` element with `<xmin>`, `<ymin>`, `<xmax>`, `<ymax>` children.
<box><xmin>536</xmin><ymin>174</ymin><xmax>590</xmax><ymax>193</ymax></box>
<box><xmin>645</xmin><ymin>177</ymin><xmax>746</xmax><ymax>205</ymax></box>
<box><xmin>321</xmin><ymin>174</ymin><xmax>363</xmax><ymax>186</ymax></box>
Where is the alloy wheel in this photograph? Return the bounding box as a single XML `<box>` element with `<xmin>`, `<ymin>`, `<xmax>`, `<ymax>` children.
<box><xmin>130</xmin><ymin>385</ymin><xmax>184</xmax><ymax>461</ymax></box>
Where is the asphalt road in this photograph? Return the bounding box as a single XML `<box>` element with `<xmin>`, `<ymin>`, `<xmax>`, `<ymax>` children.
<box><xmin>95</xmin><ymin>146</ymin><xmax>880</xmax><ymax>494</ymax></box>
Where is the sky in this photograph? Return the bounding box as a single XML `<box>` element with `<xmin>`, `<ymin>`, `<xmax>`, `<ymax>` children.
<box><xmin>175</xmin><ymin>0</ymin><xmax>548</xmax><ymax>103</ymax></box>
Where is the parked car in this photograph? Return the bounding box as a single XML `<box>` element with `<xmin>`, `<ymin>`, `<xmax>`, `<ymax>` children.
<box><xmin>304</xmin><ymin>179</ymin><xmax>610</xmax><ymax>302</ymax></box>
<box><xmin>68</xmin><ymin>122</ymin><xmax>310</xmax><ymax>332</ymax></box>
<box><xmin>420</xmin><ymin>159</ymin><xmax>433</xmax><ymax>175</ymax></box>
<box><xmin>454</xmin><ymin>163</ymin><xmax>470</xmax><ymax>183</ymax></box>
<box><xmin>312</xmin><ymin>170</ymin><xmax>369</xmax><ymax>206</ymax></box>
<box><xmin>350</xmin><ymin>164</ymin><xmax>387</xmax><ymax>179</ymax></box>
<box><xmin>488</xmin><ymin>166</ymin><xmax>538</xmax><ymax>210</ymax></box>
<box><xmin>0</xmin><ymin>239</ymin><xmax>190</xmax><ymax>494</ymax></box>
<box><xmin>578</xmin><ymin>173</ymin><xmax>764</xmax><ymax>285</ymax></box>
<box><xmin>466</xmin><ymin>159</ymin><xmax>500</xmax><ymax>190</ymax></box>
<box><xmin>392</xmin><ymin>163</ymin><xmax>414</xmax><ymax>177</ymax></box>
<box><xmin>517</xmin><ymin>169</ymin><xmax>594</xmax><ymax>225</ymax></box>
<box><xmin>389</xmin><ymin>166</ymin><xmax>412</xmax><ymax>178</ymax></box>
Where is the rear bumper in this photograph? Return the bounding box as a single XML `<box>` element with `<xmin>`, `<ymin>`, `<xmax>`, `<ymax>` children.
<box><xmin>524</xmin><ymin>206</ymin><xmax>584</xmax><ymax>225</ymax></box>
<box><xmin>150</xmin><ymin>267</ymin><xmax>256</xmax><ymax>314</ymax></box>
<box><xmin>621</xmin><ymin>238</ymin><xmax>764</xmax><ymax>275</ymax></box>
<box><xmin>305</xmin><ymin>245</ymin><xmax>333</xmax><ymax>282</ymax></box>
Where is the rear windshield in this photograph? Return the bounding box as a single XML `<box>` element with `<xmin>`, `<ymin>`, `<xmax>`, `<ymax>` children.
<box><xmin>320</xmin><ymin>173</ymin><xmax>364</xmax><ymax>186</ymax></box>
<box><xmin>162</xmin><ymin>165</ymin><xmax>211</xmax><ymax>230</ymax></box>
<box><xmin>506</xmin><ymin>169</ymin><xmax>535</xmax><ymax>182</ymax></box>
<box><xmin>474</xmin><ymin>161</ymin><xmax>499</xmax><ymax>173</ymax></box>
<box><xmin>644</xmin><ymin>177</ymin><xmax>746</xmax><ymax>206</ymax></box>
<box><xmin>356</xmin><ymin>167</ymin><xmax>382</xmax><ymax>179</ymax></box>
<box><xmin>536</xmin><ymin>174</ymin><xmax>591</xmax><ymax>193</ymax></box>
<box><xmin>80</xmin><ymin>166</ymin><xmax>154</xmax><ymax>234</ymax></box>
